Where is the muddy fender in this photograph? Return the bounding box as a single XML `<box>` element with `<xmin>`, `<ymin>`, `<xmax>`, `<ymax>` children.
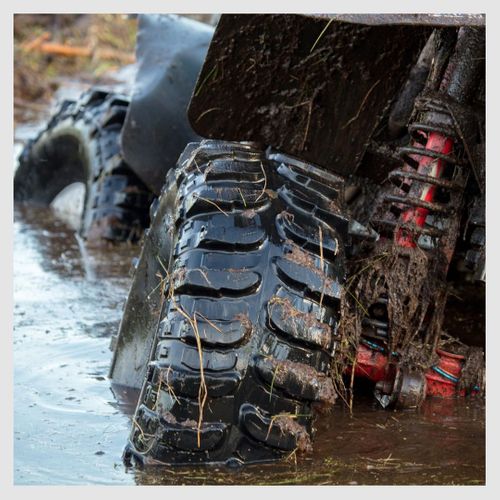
<box><xmin>121</xmin><ymin>14</ymin><xmax>214</xmax><ymax>195</ymax></box>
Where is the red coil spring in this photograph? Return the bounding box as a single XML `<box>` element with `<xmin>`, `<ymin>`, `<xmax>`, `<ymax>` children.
<box><xmin>397</xmin><ymin>133</ymin><xmax>453</xmax><ymax>247</ymax></box>
<box><xmin>379</xmin><ymin>95</ymin><xmax>465</xmax><ymax>250</ymax></box>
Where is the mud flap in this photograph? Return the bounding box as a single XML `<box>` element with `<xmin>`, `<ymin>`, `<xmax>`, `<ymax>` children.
<box><xmin>188</xmin><ymin>14</ymin><xmax>432</xmax><ymax>178</ymax></box>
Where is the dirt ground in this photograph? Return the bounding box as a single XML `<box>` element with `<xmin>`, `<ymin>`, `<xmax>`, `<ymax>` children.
<box><xmin>13</xmin><ymin>14</ymin><xmax>214</xmax><ymax>124</ymax></box>
<box><xmin>14</xmin><ymin>15</ymin><xmax>136</xmax><ymax>122</ymax></box>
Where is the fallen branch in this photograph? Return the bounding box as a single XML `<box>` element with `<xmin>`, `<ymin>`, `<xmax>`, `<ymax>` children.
<box><xmin>21</xmin><ymin>34</ymin><xmax>135</xmax><ymax>64</ymax></box>
<box><xmin>21</xmin><ymin>31</ymin><xmax>51</xmax><ymax>51</ymax></box>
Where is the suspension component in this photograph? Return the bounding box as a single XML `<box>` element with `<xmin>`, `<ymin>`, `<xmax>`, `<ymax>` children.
<box><xmin>374</xmin><ymin>367</ymin><xmax>427</xmax><ymax>409</ymax></box>
<box><xmin>348</xmin><ymin>341</ymin><xmax>481</xmax><ymax>405</ymax></box>
<box><xmin>394</xmin><ymin>97</ymin><xmax>464</xmax><ymax>250</ymax></box>
<box><xmin>376</xmin><ymin>27</ymin><xmax>484</xmax><ymax>259</ymax></box>
<box><xmin>358</xmin><ymin>28</ymin><xmax>485</xmax><ymax>383</ymax></box>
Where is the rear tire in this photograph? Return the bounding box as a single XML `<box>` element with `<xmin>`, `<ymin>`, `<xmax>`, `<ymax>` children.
<box><xmin>14</xmin><ymin>88</ymin><xmax>154</xmax><ymax>243</ymax></box>
<box><xmin>124</xmin><ymin>140</ymin><xmax>348</xmax><ymax>465</ymax></box>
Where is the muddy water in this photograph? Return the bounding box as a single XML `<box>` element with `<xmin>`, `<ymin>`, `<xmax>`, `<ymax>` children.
<box><xmin>14</xmin><ymin>206</ymin><xmax>138</xmax><ymax>485</ymax></box>
<box><xmin>13</xmin><ymin>205</ymin><xmax>485</xmax><ymax>485</ymax></box>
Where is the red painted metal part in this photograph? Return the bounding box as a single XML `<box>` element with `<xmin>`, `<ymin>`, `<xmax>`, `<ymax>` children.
<box><xmin>349</xmin><ymin>343</ymin><xmax>388</xmax><ymax>382</ymax></box>
<box><xmin>426</xmin><ymin>349</ymin><xmax>468</xmax><ymax>397</ymax></box>
<box><xmin>350</xmin><ymin>343</ymin><xmax>473</xmax><ymax>398</ymax></box>
<box><xmin>396</xmin><ymin>132</ymin><xmax>454</xmax><ymax>247</ymax></box>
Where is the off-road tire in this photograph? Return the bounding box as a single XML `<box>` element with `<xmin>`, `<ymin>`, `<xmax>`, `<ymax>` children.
<box><xmin>124</xmin><ymin>140</ymin><xmax>348</xmax><ymax>466</ymax></box>
<box><xmin>14</xmin><ymin>88</ymin><xmax>154</xmax><ymax>243</ymax></box>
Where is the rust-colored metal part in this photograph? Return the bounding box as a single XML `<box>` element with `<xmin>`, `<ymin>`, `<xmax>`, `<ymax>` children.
<box><xmin>382</xmin><ymin>27</ymin><xmax>484</xmax><ymax>258</ymax></box>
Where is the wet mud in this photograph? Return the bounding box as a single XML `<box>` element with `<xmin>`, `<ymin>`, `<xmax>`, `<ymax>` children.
<box><xmin>134</xmin><ymin>396</ymin><xmax>484</xmax><ymax>485</ymax></box>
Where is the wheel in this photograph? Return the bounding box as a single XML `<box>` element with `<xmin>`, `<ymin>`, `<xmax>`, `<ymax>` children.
<box><xmin>14</xmin><ymin>88</ymin><xmax>154</xmax><ymax>243</ymax></box>
<box><xmin>121</xmin><ymin>140</ymin><xmax>348</xmax><ymax>465</ymax></box>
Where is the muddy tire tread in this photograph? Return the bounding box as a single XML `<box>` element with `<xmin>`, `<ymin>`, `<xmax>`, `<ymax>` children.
<box><xmin>126</xmin><ymin>140</ymin><xmax>348</xmax><ymax>465</ymax></box>
<box><xmin>14</xmin><ymin>88</ymin><xmax>153</xmax><ymax>243</ymax></box>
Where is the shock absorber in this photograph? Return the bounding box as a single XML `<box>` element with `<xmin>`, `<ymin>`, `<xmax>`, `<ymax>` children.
<box><xmin>354</xmin><ymin>27</ymin><xmax>485</xmax><ymax>408</ymax></box>
<box><xmin>392</xmin><ymin>125</ymin><xmax>457</xmax><ymax>248</ymax></box>
<box><xmin>366</xmin><ymin>26</ymin><xmax>483</xmax><ymax>342</ymax></box>
<box><xmin>384</xmin><ymin>27</ymin><xmax>484</xmax><ymax>257</ymax></box>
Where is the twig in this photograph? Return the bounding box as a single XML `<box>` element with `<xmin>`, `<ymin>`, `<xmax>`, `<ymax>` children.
<box><xmin>346</xmin><ymin>288</ymin><xmax>370</xmax><ymax>318</ymax></box>
<box><xmin>147</xmin><ymin>270</ymin><xmax>170</xmax><ymax>300</ymax></box>
<box><xmin>238</xmin><ymin>188</ymin><xmax>248</xmax><ymax>207</ymax></box>
<box><xmin>331</xmin><ymin>372</ymin><xmax>351</xmax><ymax>408</ymax></box>
<box><xmin>194</xmin><ymin>65</ymin><xmax>217</xmax><ymax>97</ymax></box>
<box><xmin>310</xmin><ymin>18</ymin><xmax>334</xmax><ymax>53</ymax></box>
<box><xmin>196</xmin><ymin>268</ymin><xmax>212</xmax><ymax>287</ymax></box>
<box><xmin>318</xmin><ymin>226</ymin><xmax>324</xmax><ymax>271</ymax></box>
<box><xmin>346</xmin><ymin>252</ymin><xmax>389</xmax><ymax>289</ymax></box>
<box><xmin>156</xmin><ymin>255</ymin><xmax>169</xmax><ymax>276</ymax></box>
<box><xmin>300</xmin><ymin>99</ymin><xmax>313</xmax><ymax>150</ymax></box>
<box><xmin>33</xmin><ymin>42</ymin><xmax>89</xmax><ymax>57</ymax></box>
<box><xmin>194</xmin><ymin>311</ymin><xmax>223</xmax><ymax>335</ymax></box>
<box><xmin>255</xmin><ymin>161</ymin><xmax>267</xmax><ymax>202</ymax></box>
<box><xmin>284</xmin><ymin>100</ymin><xmax>310</xmax><ymax>110</ymax></box>
<box><xmin>24</xmin><ymin>40</ymin><xmax>135</xmax><ymax>63</ymax></box>
<box><xmin>21</xmin><ymin>31</ymin><xmax>50</xmax><ymax>51</ymax></box>
<box><xmin>192</xmin><ymin>313</ymin><xmax>208</xmax><ymax>447</ymax></box>
<box><xmin>147</xmin><ymin>256</ymin><xmax>171</xmax><ymax>299</ymax></box>
<box><xmin>269</xmin><ymin>364</ymin><xmax>280</xmax><ymax>402</ymax></box>
<box><xmin>132</xmin><ymin>417</ymin><xmax>156</xmax><ymax>454</ymax></box>
<box><xmin>318</xmin><ymin>226</ymin><xmax>326</xmax><ymax>309</ymax></box>
<box><xmin>285</xmin><ymin>447</ymin><xmax>298</xmax><ymax>467</ymax></box>
<box><xmin>194</xmin><ymin>194</ymin><xmax>229</xmax><ymax>217</ymax></box>
<box><xmin>264</xmin><ymin>412</ymin><xmax>310</xmax><ymax>441</ymax></box>
<box><xmin>169</xmin><ymin>297</ymin><xmax>207</xmax><ymax>448</ymax></box>
<box><xmin>154</xmin><ymin>372</ymin><xmax>163</xmax><ymax>411</ymax></box>
<box><xmin>193</xmin><ymin>158</ymin><xmax>203</xmax><ymax>175</ymax></box>
<box><xmin>196</xmin><ymin>107</ymin><xmax>222</xmax><ymax>123</ymax></box>
<box><xmin>164</xmin><ymin>366</ymin><xmax>180</xmax><ymax>404</ymax></box>
<box><xmin>181</xmin><ymin>144</ymin><xmax>204</xmax><ymax>168</ymax></box>
<box><xmin>203</xmin><ymin>161</ymin><xmax>214</xmax><ymax>181</ymax></box>
<box><xmin>342</xmin><ymin>80</ymin><xmax>381</xmax><ymax>130</ymax></box>
<box><xmin>349</xmin><ymin>353</ymin><xmax>357</xmax><ymax>414</ymax></box>
<box><xmin>164</xmin><ymin>264</ymin><xmax>209</xmax><ymax>448</ymax></box>
<box><xmin>319</xmin><ymin>281</ymin><xmax>326</xmax><ymax>310</ymax></box>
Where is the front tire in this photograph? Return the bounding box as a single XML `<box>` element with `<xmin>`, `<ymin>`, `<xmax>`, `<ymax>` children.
<box><xmin>121</xmin><ymin>140</ymin><xmax>349</xmax><ymax>465</ymax></box>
